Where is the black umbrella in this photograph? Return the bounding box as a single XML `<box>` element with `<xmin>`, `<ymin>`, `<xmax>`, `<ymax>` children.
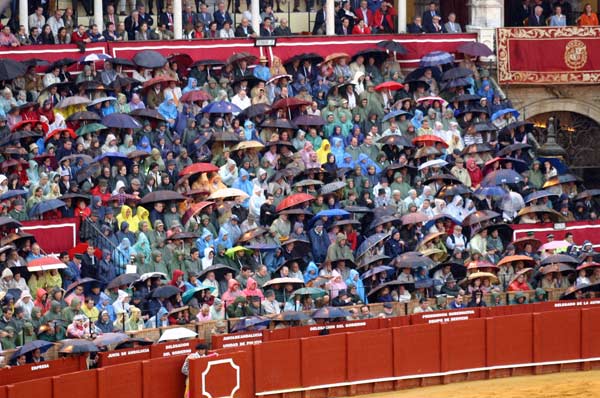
<box><xmin>191</xmin><ymin>59</ymin><xmax>226</xmax><ymax>67</ymax></box>
<box><xmin>377</xmin><ymin>134</ymin><xmax>412</xmax><ymax>147</ymax></box>
<box><xmin>133</xmin><ymin>50</ymin><xmax>168</xmax><ymax>68</ymax></box>
<box><xmin>404</xmin><ymin>66</ymin><xmax>442</xmax><ymax>82</ymax></box>
<box><xmin>93</xmin><ymin>332</ymin><xmax>130</xmax><ymax>347</ymax></box>
<box><xmin>436</xmin><ymin>184</ymin><xmax>471</xmax><ymax>198</ymax></box>
<box><xmin>227</xmin><ymin>52</ymin><xmax>257</xmax><ymax>65</ymax></box>
<box><xmin>107</xmin><ymin>273</ymin><xmax>141</xmax><ymax>289</ymax></box>
<box><xmin>428</xmin><ymin>261</ymin><xmax>467</xmax><ymax>279</ymax></box>
<box><xmin>474</xmin><ymin>121</ymin><xmax>498</xmax><ymax>133</ymax></box>
<box><xmin>102</xmin><ymin>113</ymin><xmax>142</xmax><ymax>129</ymax></box>
<box><xmin>561</xmin><ymin>282</ymin><xmax>600</xmax><ymax>300</ymax></box>
<box><xmin>441</xmin><ymin>67</ymin><xmax>473</xmax><ymax>81</ymax></box>
<box><xmin>540</xmin><ymin>254</ymin><xmax>580</xmax><ymax>266</ymax></box>
<box><xmin>130</xmin><ymin>108</ymin><xmax>166</xmax><ymax>121</ymax></box>
<box><xmin>76</xmin><ymin>163</ymin><xmax>101</xmax><ymax>183</ymax></box>
<box><xmin>352</xmin><ymin>48</ymin><xmax>388</xmax><ymax>63</ymax></box>
<box><xmin>497</xmin><ymin>143</ymin><xmax>532</xmax><ymax>156</ymax></box>
<box><xmin>59</xmin><ymin>339</ymin><xmax>99</xmax><ymax>354</ymax></box>
<box><xmin>46</xmin><ymin>58</ymin><xmax>77</xmax><ymax>72</ymax></box>
<box><xmin>65</xmin><ymin>277</ymin><xmax>98</xmax><ymax>295</ymax></box>
<box><xmin>59</xmin><ymin>193</ymin><xmax>91</xmax><ymax>203</ymax></box>
<box><xmin>284</xmin><ymin>52</ymin><xmax>324</xmax><ymax>65</ymax></box>
<box><xmin>0</xmin><ymin>216</ymin><xmax>22</xmax><ymax>230</ymax></box>
<box><xmin>108</xmin><ymin>76</ymin><xmax>140</xmax><ymax>90</ymax></box>
<box><xmin>312</xmin><ymin>306</ymin><xmax>350</xmax><ymax>319</ymax></box>
<box><xmin>394</xmin><ymin>253</ymin><xmax>435</xmax><ymax>269</ymax></box>
<box><xmin>423</xmin><ymin>173</ymin><xmax>462</xmax><ymax>186</ymax></box>
<box><xmin>367</xmin><ymin>281</ymin><xmax>414</xmax><ymax>301</ymax></box>
<box><xmin>109</xmin><ymin>57</ymin><xmax>136</xmax><ymax>67</ymax></box>
<box><xmin>150</xmin><ymin>285</ymin><xmax>181</xmax><ymax>298</ymax></box>
<box><xmin>66</xmin><ymin>111</ymin><xmax>102</xmax><ymax>122</ymax></box>
<box><xmin>452</xmin><ymin>93</ymin><xmax>481</xmax><ymax>102</ymax></box>
<box><xmin>239</xmin><ymin>103</ymin><xmax>271</xmax><ymax>119</ymax></box>
<box><xmin>197</xmin><ymin>263</ymin><xmax>238</xmax><ymax>280</ymax></box>
<box><xmin>293</xmin><ymin>114</ymin><xmax>326</xmax><ymax>126</ymax></box>
<box><xmin>377</xmin><ymin>40</ymin><xmax>408</xmax><ymax>54</ymax></box>
<box><xmin>320</xmin><ymin>181</ymin><xmax>346</xmax><ymax>195</ymax></box>
<box><xmin>140</xmin><ymin>190</ymin><xmax>186</xmax><ymax>205</ymax></box>
<box><xmin>261</xmin><ymin>118</ymin><xmax>296</xmax><ymax>129</ymax></box>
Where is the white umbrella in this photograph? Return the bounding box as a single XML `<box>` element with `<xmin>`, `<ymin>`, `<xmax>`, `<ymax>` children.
<box><xmin>158</xmin><ymin>327</ymin><xmax>198</xmax><ymax>342</ymax></box>
<box><xmin>418</xmin><ymin>159</ymin><xmax>448</xmax><ymax>170</ymax></box>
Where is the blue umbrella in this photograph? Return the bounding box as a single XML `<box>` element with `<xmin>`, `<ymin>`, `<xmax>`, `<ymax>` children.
<box><xmin>491</xmin><ymin>108</ymin><xmax>520</xmax><ymax>121</ymax></box>
<box><xmin>420</xmin><ymin>51</ymin><xmax>454</xmax><ymax>67</ymax></box>
<box><xmin>231</xmin><ymin>316</ymin><xmax>271</xmax><ymax>332</ymax></box>
<box><xmin>423</xmin><ymin>214</ymin><xmax>462</xmax><ymax>231</ymax></box>
<box><xmin>244</xmin><ymin>243</ymin><xmax>280</xmax><ymax>250</ymax></box>
<box><xmin>93</xmin><ymin>152</ymin><xmax>132</xmax><ymax>165</ymax></box>
<box><xmin>201</xmin><ymin>100</ymin><xmax>242</xmax><ymax>114</ymax></box>
<box><xmin>312</xmin><ymin>306</ymin><xmax>350</xmax><ymax>319</ymax></box>
<box><xmin>473</xmin><ymin>186</ymin><xmax>508</xmax><ymax>198</ymax></box>
<box><xmin>382</xmin><ymin>109</ymin><xmax>413</xmax><ymax>122</ymax></box>
<box><xmin>538</xmin><ymin>157</ymin><xmax>569</xmax><ymax>175</ymax></box>
<box><xmin>309</xmin><ymin>209</ymin><xmax>350</xmax><ymax>226</ymax></box>
<box><xmin>80</xmin><ymin>53</ymin><xmax>112</xmax><ymax>63</ymax></box>
<box><xmin>525</xmin><ymin>190</ymin><xmax>559</xmax><ymax>204</ymax></box>
<box><xmin>101</xmin><ymin>113</ymin><xmax>142</xmax><ymax>129</ymax></box>
<box><xmin>28</xmin><ymin>199</ymin><xmax>66</xmax><ymax>218</ymax></box>
<box><xmin>0</xmin><ymin>189</ymin><xmax>28</xmax><ymax>201</ymax></box>
<box><xmin>481</xmin><ymin>169</ymin><xmax>523</xmax><ymax>187</ymax></box>
<box><xmin>442</xmin><ymin>77</ymin><xmax>472</xmax><ymax>90</ymax></box>
<box><xmin>356</xmin><ymin>233</ymin><xmax>390</xmax><ymax>259</ymax></box>
<box><xmin>182</xmin><ymin>284</ymin><xmax>216</xmax><ymax>304</ymax></box>
<box><xmin>11</xmin><ymin>340</ymin><xmax>54</xmax><ymax>361</ymax></box>
<box><xmin>361</xmin><ymin>265</ymin><xmax>394</xmax><ymax>279</ymax></box>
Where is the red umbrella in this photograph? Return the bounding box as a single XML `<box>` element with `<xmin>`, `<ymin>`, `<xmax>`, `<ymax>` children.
<box><xmin>27</xmin><ymin>256</ymin><xmax>68</xmax><ymax>272</ymax></box>
<box><xmin>375</xmin><ymin>81</ymin><xmax>404</xmax><ymax>91</ymax></box>
<box><xmin>180</xmin><ymin>90</ymin><xmax>212</xmax><ymax>103</ymax></box>
<box><xmin>10</xmin><ymin>119</ymin><xmax>48</xmax><ymax>133</ymax></box>
<box><xmin>142</xmin><ymin>75</ymin><xmax>176</xmax><ymax>90</ymax></box>
<box><xmin>46</xmin><ymin>128</ymin><xmax>76</xmax><ymax>141</ymax></box>
<box><xmin>179</xmin><ymin>162</ymin><xmax>219</xmax><ymax>176</ymax></box>
<box><xmin>167</xmin><ymin>53</ymin><xmax>193</xmax><ymax>75</ymax></box>
<box><xmin>276</xmin><ymin>193</ymin><xmax>315</xmax><ymax>212</ymax></box>
<box><xmin>412</xmin><ymin>135</ymin><xmax>449</xmax><ymax>148</ymax></box>
<box><xmin>182</xmin><ymin>201</ymin><xmax>214</xmax><ymax>225</ymax></box>
<box><xmin>271</xmin><ymin>97</ymin><xmax>311</xmax><ymax>111</ymax></box>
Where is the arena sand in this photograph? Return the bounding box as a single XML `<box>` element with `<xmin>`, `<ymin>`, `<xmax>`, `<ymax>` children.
<box><xmin>353</xmin><ymin>370</ymin><xmax>600</xmax><ymax>398</ymax></box>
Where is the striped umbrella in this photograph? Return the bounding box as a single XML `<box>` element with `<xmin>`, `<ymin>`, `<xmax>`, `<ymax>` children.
<box><xmin>420</xmin><ymin>51</ymin><xmax>454</xmax><ymax>67</ymax></box>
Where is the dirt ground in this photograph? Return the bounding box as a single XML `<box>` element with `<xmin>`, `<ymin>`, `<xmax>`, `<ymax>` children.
<box><xmin>356</xmin><ymin>370</ymin><xmax>600</xmax><ymax>398</ymax></box>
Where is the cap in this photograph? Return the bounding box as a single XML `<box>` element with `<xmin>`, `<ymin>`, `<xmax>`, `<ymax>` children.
<box><xmin>383</xmin><ymin>302</ymin><xmax>393</xmax><ymax>309</ymax></box>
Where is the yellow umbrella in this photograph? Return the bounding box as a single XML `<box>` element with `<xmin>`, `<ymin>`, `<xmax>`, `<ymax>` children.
<box><xmin>467</xmin><ymin>271</ymin><xmax>499</xmax><ymax>284</ymax></box>
<box><xmin>207</xmin><ymin>188</ymin><xmax>249</xmax><ymax>200</ymax></box>
<box><xmin>232</xmin><ymin>140</ymin><xmax>265</xmax><ymax>151</ymax></box>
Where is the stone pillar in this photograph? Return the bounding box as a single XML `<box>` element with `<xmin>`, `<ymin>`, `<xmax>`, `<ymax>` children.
<box><xmin>94</xmin><ymin>0</ymin><xmax>104</xmax><ymax>31</ymax></box>
<box><xmin>251</xmin><ymin>0</ymin><xmax>260</xmax><ymax>34</ymax></box>
<box><xmin>173</xmin><ymin>0</ymin><xmax>183</xmax><ymax>39</ymax></box>
<box><xmin>466</xmin><ymin>0</ymin><xmax>503</xmax><ymax>61</ymax></box>
<box><xmin>325</xmin><ymin>0</ymin><xmax>335</xmax><ymax>36</ymax></box>
<box><xmin>397</xmin><ymin>0</ymin><xmax>406</xmax><ymax>32</ymax></box>
<box><xmin>19</xmin><ymin>0</ymin><xmax>29</xmax><ymax>33</ymax></box>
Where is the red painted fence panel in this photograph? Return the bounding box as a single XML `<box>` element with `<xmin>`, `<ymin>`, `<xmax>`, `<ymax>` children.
<box><xmin>347</xmin><ymin>328</ymin><xmax>394</xmax><ymax>381</ymax></box>
<box><xmin>486</xmin><ymin>314</ymin><xmax>533</xmax><ymax>366</ymax></box>
<box><xmin>533</xmin><ymin>310</ymin><xmax>581</xmax><ymax>363</ymax></box>
<box><xmin>393</xmin><ymin>323</ymin><xmax>441</xmax><ymax>376</ymax></box>
<box><xmin>440</xmin><ymin>319</ymin><xmax>487</xmax><ymax>371</ymax></box>
<box><xmin>254</xmin><ymin>339</ymin><xmax>301</xmax><ymax>392</ymax></box>
<box><xmin>300</xmin><ymin>334</ymin><xmax>347</xmax><ymax>387</ymax></box>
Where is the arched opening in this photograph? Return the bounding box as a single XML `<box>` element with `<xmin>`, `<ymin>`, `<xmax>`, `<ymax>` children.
<box><xmin>526</xmin><ymin>110</ymin><xmax>600</xmax><ymax>186</ymax></box>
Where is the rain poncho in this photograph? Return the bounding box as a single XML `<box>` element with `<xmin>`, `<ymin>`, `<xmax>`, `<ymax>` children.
<box><xmin>182</xmin><ymin>77</ymin><xmax>199</xmax><ymax>94</ymax></box>
<box><xmin>346</xmin><ymin>269</ymin><xmax>365</xmax><ymax>303</ymax></box>
<box><xmin>158</xmin><ymin>94</ymin><xmax>178</xmax><ymax>128</ymax></box>
<box><xmin>330</xmin><ymin>137</ymin><xmax>345</xmax><ymax>164</ymax></box>
<box><xmin>232</xmin><ymin>169</ymin><xmax>253</xmax><ymax>207</ymax></box>
<box><xmin>304</xmin><ymin>261</ymin><xmax>319</xmax><ymax>284</ymax></box>
<box><xmin>357</xmin><ymin>153</ymin><xmax>381</xmax><ymax>174</ymax></box>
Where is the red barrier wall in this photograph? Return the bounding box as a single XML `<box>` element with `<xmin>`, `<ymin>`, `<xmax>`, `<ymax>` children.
<box><xmin>97</xmin><ymin>362</ymin><xmax>143</xmax><ymax>398</ymax></box>
<box><xmin>410</xmin><ymin>307</ymin><xmax>480</xmax><ymax>325</ymax></box>
<box><xmin>142</xmin><ymin>356</ymin><xmax>186</xmax><ymax>398</ymax></box>
<box><xmin>486</xmin><ymin>313</ymin><xmax>533</xmax><ymax>366</ymax></box>
<box><xmin>347</xmin><ymin>328</ymin><xmax>393</xmax><ymax>381</ymax></box>
<box><xmin>301</xmin><ymin>334</ymin><xmax>347</xmax><ymax>387</ymax></box>
<box><xmin>53</xmin><ymin>370</ymin><xmax>97</xmax><ymax>398</ymax></box>
<box><xmin>581</xmin><ymin>307</ymin><xmax>600</xmax><ymax>358</ymax></box>
<box><xmin>393</xmin><ymin>323</ymin><xmax>441</xmax><ymax>376</ymax></box>
<box><xmin>97</xmin><ymin>346</ymin><xmax>152</xmax><ymax>367</ymax></box>
<box><xmin>254</xmin><ymin>339</ymin><xmax>301</xmax><ymax>392</ymax></box>
<box><xmin>0</xmin><ymin>356</ymin><xmax>83</xmax><ymax>386</ymax></box>
<box><xmin>533</xmin><ymin>310</ymin><xmax>581</xmax><ymax>363</ymax></box>
<box><xmin>262</xmin><ymin>327</ymin><xmax>290</xmax><ymax>342</ymax></box>
<box><xmin>440</xmin><ymin>319</ymin><xmax>487</xmax><ymax>371</ymax></box>
<box><xmin>188</xmin><ymin>350</ymin><xmax>254</xmax><ymax>398</ymax></box>
<box><xmin>6</xmin><ymin>377</ymin><xmax>52</xmax><ymax>398</ymax></box>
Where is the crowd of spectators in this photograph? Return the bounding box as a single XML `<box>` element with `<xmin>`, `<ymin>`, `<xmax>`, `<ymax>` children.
<box><xmin>0</xmin><ymin>23</ymin><xmax>599</xmax><ymax>368</ymax></box>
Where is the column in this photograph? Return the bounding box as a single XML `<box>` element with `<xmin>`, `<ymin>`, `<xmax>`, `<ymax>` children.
<box><xmin>325</xmin><ymin>0</ymin><xmax>335</xmax><ymax>35</ymax></box>
<box><xmin>19</xmin><ymin>0</ymin><xmax>29</xmax><ymax>33</ymax></box>
<box><xmin>94</xmin><ymin>0</ymin><xmax>104</xmax><ymax>30</ymax></box>
<box><xmin>173</xmin><ymin>0</ymin><xmax>183</xmax><ymax>39</ymax></box>
<box><xmin>251</xmin><ymin>0</ymin><xmax>260</xmax><ymax>35</ymax></box>
<box><xmin>397</xmin><ymin>0</ymin><xmax>406</xmax><ymax>33</ymax></box>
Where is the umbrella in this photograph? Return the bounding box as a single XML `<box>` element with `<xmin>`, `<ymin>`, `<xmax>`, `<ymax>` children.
<box><xmin>284</xmin><ymin>52</ymin><xmax>324</xmax><ymax>65</ymax></box>
<box><xmin>208</xmin><ymin>188</ymin><xmax>250</xmax><ymax>200</ymax></box>
<box><xmin>0</xmin><ymin>190</ymin><xmax>28</xmax><ymax>201</ymax></box>
<box><xmin>109</xmin><ymin>57</ymin><xmax>136</xmax><ymax>67</ymax></box>
<box><xmin>182</xmin><ymin>285</ymin><xmax>215</xmax><ymax>304</ymax></box>
<box><xmin>525</xmin><ymin>190</ymin><xmax>558</xmax><ymax>204</ymax></box>
<box><xmin>491</xmin><ymin>108</ymin><xmax>520</xmax><ymax>121</ymax></box>
<box><xmin>198</xmin><ymin>264</ymin><xmax>239</xmax><ymax>281</ymax></box>
<box><xmin>142</xmin><ymin>75</ymin><xmax>177</xmax><ymax>90</ymax></box>
<box><xmin>56</xmin><ymin>96</ymin><xmax>91</xmax><ymax>108</ymax></box>
<box><xmin>130</xmin><ymin>108</ymin><xmax>167</xmax><ymax>121</ymax></box>
<box><xmin>481</xmin><ymin>169</ymin><xmax>523</xmax><ymax>186</ymax></box>
<box><xmin>88</xmin><ymin>96</ymin><xmax>117</xmax><ymax>107</ymax></box>
<box><xmin>577</xmin><ymin>262</ymin><xmax>600</xmax><ymax>271</ymax></box>
<box><xmin>80</xmin><ymin>53</ymin><xmax>111</xmax><ymax>63</ymax></box>
<box><xmin>361</xmin><ymin>265</ymin><xmax>394</xmax><ymax>279</ymax></box>
<box><xmin>467</xmin><ymin>272</ymin><xmax>499</xmax><ymax>283</ymax></box>
<box><xmin>93</xmin><ymin>333</ymin><xmax>130</xmax><ymax>347</ymax></box>
<box><xmin>225</xmin><ymin>246</ymin><xmax>253</xmax><ymax>258</ymax></box>
<box><xmin>441</xmin><ymin>67</ymin><xmax>473</xmax><ymax>81</ymax></box>
<box><xmin>496</xmin><ymin>143</ymin><xmax>532</xmax><ymax>157</ymax></box>
<box><xmin>416</xmin><ymin>96</ymin><xmax>449</xmax><ymax>107</ymax></box>
<box><xmin>76</xmin><ymin>123</ymin><xmax>107</xmax><ymax>136</ymax></box>
<box><xmin>106</xmin><ymin>273</ymin><xmax>140</xmax><ymax>289</ymax></box>
<box><xmin>27</xmin><ymin>256</ymin><xmax>68</xmax><ymax>272</ymax></box>
<box><xmin>28</xmin><ymin>199</ymin><xmax>66</xmax><ymax>218</ymax></box>
<box><xmin>64</xmin><ymin>278</ymin><xmax>98</xmax><ymax>296</ymax></box>
<box><xmin>126</xmin><ymin>150</ymin><xmax>151</xmax><ymax>160</ymax></box>
<box><xmin>377</xmin><ymin>40</ymin><xmax>407</xmax><ymax>54</ymax></box>
<box><xmin>191</xmin><ymin>59</ymin><xmax>226</xmax><ymax>67</ymax></box>
<box><xmin>356</xmin><ymin>233</ymin><xmax>390</xmax><ymax>258</ymax></box>
<box><xmin>231</xmin><ymin>316</ymin><xmax>271</xmax><ymax>332</ymax></box>
<box><xmin>320</xmin><ymin>181</ymin><xmax>346</xmax><ymax>195</ymax></box>
<box><xmin>261</xmin><ymin>119</ymin><xmax>297</xmax><ymax>129</ymax></box>
<box><xmin>543</xmin><ymin>174</ymin><xmax>581</xmax><ymax>188</ymax></box>
<box><xmin>151</xmin><ymin>285</ymin><xmax>181</xmax><ymax>299</ymax></box>
<box><xmin>46</xmin><ymin>128</ymin><xmax>77</xmax><ymax>141</ymax></box>
<box><xmin>227</xmin><ymin>52</ymin><xmax>257</xmax><ymax>65</ymax></box>
<box><xmin>312</xmin><ymin>306</ymin><xmax>351</xmax><ymax>319</ymax></box>
<box><xmin>517</xmin><ymin>205</ymin><xmax>565</xmax><ymax>222</ymax></box>
<box><xmin>428</xmin><ymin>261</ymin><xmax>467</xmax><ymax>280</ymax></box>
<box><xmin>352</xmin><ymin>48</ymin><xmax>388</xmax><ymax>63</ymax></box>
<box><xmin>472</xmin><ymin>186</ymin><xmax>507</xmax><ymax>199</ymax></box>
<box><xmin>420</xmin><ymin>51</ymin><xmax>454</xmax><ymax>67</ymax></box>
<box><xmin>66</xmin><ymin>111</ymin><xmax>101</xmax><ymax>122</ymax></box>
<box><xmin>414</xmin><ymin>147</ymin><xmax>441</xmax><ymax>159</ymax></box>
<box><xmin>561</xmin><ymin>282</ymin><xmax>600</xmax><ymax>300</ymax></box>
<box><xmin>512</xmin><ymin>237</ymin><xmax>542</xmax><ymax>253</ymax></box>
<box><xmin>236</xmin><ymin>227</ymin><xmax>267</xmax><ymax>244</ymax></box>
<box><xmin>158</xmin><ymin>327</ymin><xmax>197</xmax><ymax>342</ymax></box>
<box><xmin>140</xmin><ymin>191</ymin><xmax>186</xmax><ymax>205</ymax></box>
<box><xmin>382</xmin><ymin>110</ymin><xmax>413</xmax><ymax>123</ymax></box>
<box><xmin>575</xmin><ymin>189</ymin><xmax>600</xmax><ymax>200</ymax></box>
<box><xmin>59</xmin><ymin>339</ymin><xmax>99</xmax><ymax>354</ymax></box>
<box><xmin>401</xmin><ymin>212</ymin><xmax>430</xmax><ymax>226</ymax></box>
<box><xmin>263</xmin><ymin>277</ymin><xmax>305</xmax><ymax>289</ymax></box>
<box><xmin>367</xmin><ymin>281</ymin><xmax>414</xmax><ymax>300</ymax></box>
<box><xmin>201</xmin><ymin>100</ymin><xmax>242</xmax><ymax>114</ymax></box>
<box><xmin>133</xmin><ymin>50</ymin><xmax>168</xmax><ymax>68</ymax></box>
<box><xmin>377</xmin><ymin>134</ymin><xmax>412</xmax><ymax>147</ymax></box>
<box><xmin>498</xmin><ymin>255</ymin><xmax>535</xmax><ymax>268</ymax></box>
<box><xmin>76</xmin><ymin>163</ymin><xmax>101</xmax><ymax>183</ymax></box>
<box><xmin>276</xmin><ymin>193</ymin><xmax>314</xmax><ymax>212</ymax></box>
<box><xmin>540</xmin><ymin>240</ymin><xmax>572</xmax><ymax>252</ymax></box>
<box><xmin>457</xmin><ymin>42</ymin><xmax>494</xmax><ymax>57</ymax></box>
<box><xmin>462</xmin><ymin>210</ymin><xmax>500</xmax><ymax>227</ymax></box>
<box><xmin>542</xmin><ymin>263</ymin><xmax>575</xmax><ymax>275</ymax></box>
<box><xmin>271</xmin><ymin>97</ymin><xmax>311</xmax><ymax>111</ymax></box>
<box><xmin>418</xmin><ymin>159</ymin><xmax>448</xmax><ymax>170</ymax></box>
<box><xmin>323</xmin><ymin>52</ymin><xmax>350</xmax><ymax>63</ymax></box>
<box><xmin>180</xmin><ymin>90</ymin><xmax>212</xmax><ymax>103</ymax></box>
<box><xmin>101</xmin><ymin>113</ymin><xmax>142</xmax><ymax>129</ymax></box>
<box><xmin>181</xmin><ymin>201</ymin><xmax>214</xmax><ymax>225</ymax></box>
<box><xmin>239</xmin><ymin>103</ymin><xmax>271</xmax><ymax>119</ymax></box>
<box><xmin>179</xmin><ymin>162</ymin><xmax>219</xmax><ymax>176</ymax></box>
<box><xmin>11</xmin><ymin>340</ymin><xmax>54</xmax><ymax>360</ymax></box>
<box><xmin>437</xmin><ymin>184</ymin><xmax>472</xmax><ymax>198</ymax></box>
<box><xmin>395</xmin><ymin>252</ymin><xmax>435</xmax><ymax>269</ymax></box>
<box><xmin>541</xmin><ymin>254</ymin><xmax>580</xmax><ymax>266</ymax></box>
<box><xmin>441</xmin><ymin>77</ymin><xmax>473</xmax><ymax>90</ymax></box>
<box><xmin>375</xmin><ymin>81</ymin><xmax>404</xmax><ymax>91</ymax></box>
<box><xmin>412</xmin><ymin>135</ymin><xmax>448</xmax><ymax>148</ymax></box>
<box><xmin>293</xmin><ymin>114</ymin><xmax>326</xmax><ymax>126</ymax></box>
<box><xmin>93</xmin><ymin>152</ymin><xmax>131</xmax><ymax>165</ymax></box>
<box><xmin>274</xmin><ymin>311</ymin><xmax>311</xmax><ymax>322</ymax></box>
<box><xmin>0</xmin><ymin>59</ymin><xmax>27</xmax><ymax>80</ymax></box>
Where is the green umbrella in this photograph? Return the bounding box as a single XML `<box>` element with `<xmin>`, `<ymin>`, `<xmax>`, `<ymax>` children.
<box><xmin>289</xmin><ymin>287</ymin><xmax>327</xmax><ymax>301</ymax></box>
<box><xmin>76</xmin><ymin>123</ymin><xmax>107</xmax><ymax>136</ymax></box>
<box><xmin>182</xmin><ymin>284</ymin><xmax>215</xmax><ymax>304</ymax></box>
<box><xmin>225</xmin><ymin>246</ymin><xmax>253</xmax><ymax>258</ymax></box>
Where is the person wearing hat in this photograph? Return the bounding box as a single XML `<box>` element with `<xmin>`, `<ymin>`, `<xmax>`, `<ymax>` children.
<box><xmin>8</xmin><ymin>198</ymin><xmax>28</xmax><ymax>221</ymax></box>
<box><xmin>441</xmin><ymin>276</ymin><xmax>463</xmax><ymax>297</ymax></box>
<box><xmin>326</xmin><ymin>232</ymin><xmax>355</xmax><ymax>262</ymax></box>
